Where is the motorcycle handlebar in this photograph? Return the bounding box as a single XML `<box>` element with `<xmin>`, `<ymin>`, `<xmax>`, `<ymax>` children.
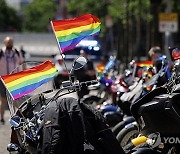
<box><xmin>61</xmin><ymin>79</ymin><xmax>99</xmax><ymax>90</ymax></box>
<box><xmin>27</xmin><ymin>80</ymin><xmax>99</xmax><ymax>139</ymax></box>
<box><xmin>52</xmin><ymin>80</ymin><xmax>99</xmax><ymax>101</ymax></box>
<box><xmin>29</xmin><ymin>80</ymin><xmax>99</xmax><ymax>123</ymax></box>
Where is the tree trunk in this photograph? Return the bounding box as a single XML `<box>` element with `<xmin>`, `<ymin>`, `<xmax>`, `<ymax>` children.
<box><xmin>136</xmin><ymin>0</ymin><xmax>142</xmax><ymax>61</ymax></box>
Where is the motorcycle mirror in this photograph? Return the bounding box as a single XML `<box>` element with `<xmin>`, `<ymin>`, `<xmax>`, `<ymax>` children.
<box><xmin>72</xmin><ymin>56</ymin><xmax>87</xmax><ymax>71</ymax></box>
<box><xmin>7</xmin><ymin>143</ymin><xmax>21</xmax><ymax>152</ymax></box>
<box><xmin>9</xmin><ymin>116</ymin><xmax>21</xmax><ymax>128</ymax></box>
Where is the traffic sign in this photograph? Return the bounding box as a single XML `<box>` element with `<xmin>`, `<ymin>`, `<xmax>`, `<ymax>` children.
<box><xmin>159</xmin><ymin>13</ymin><xmax>178</xmax><ymax>32</ymax></box>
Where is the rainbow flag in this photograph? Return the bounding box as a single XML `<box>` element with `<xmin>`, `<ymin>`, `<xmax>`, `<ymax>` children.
<box><xmin>51</xmin><ymin>14</ymin><xmax>101</xmax><ymax>53</ymax></box>
<box><xmin>1</xmin><ymin>60</ymin><xmax>58</xmax><ymax>100</ymax></box>
<box><xmin>136</xmin><ymin>61</ymin><xmax>153</xmax><ymax>68</ymax></box>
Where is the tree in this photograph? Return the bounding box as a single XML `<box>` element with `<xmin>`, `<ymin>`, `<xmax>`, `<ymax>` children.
<box><xmin>23</xmin><ymin>0</ymin><xmax>56</xmax><ymax>32</ymax></box>
<box><xmin>172</xmin><ymin>0</ymin><xmax>180</xmax><ymax>47</ymax></box>
<box><xmin>67</xmin><ymin>0</ymin><xmax>179</xmax><ymax>62</ymax></box>
<box><xmin>0</xmin><ymin>0</ymin><xmax>21</xmax><ymax>32</ymax></box>
<box><xmin>68</xmin><ymin>0</ymin><xmax>152</xmax><ymax>59</ymax></box>
<box><xmin>108</xmin><ymin>0</ymin><xmax>152</xmax><ymax>61</ymax></box>
<box><xmin>68</xmin><ymin>0</ymin><xmax>109</xmax><ymax>34</ymax></box>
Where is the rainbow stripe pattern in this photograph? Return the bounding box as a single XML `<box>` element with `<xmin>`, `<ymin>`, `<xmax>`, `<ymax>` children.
<box><xmin>136</xmin><ymin>61</ymin><xmax>153</xmax><ymax>68</ymax></box>
<box><xmin>1</xmin><ymin>60</ymin><xmax>58</xmax><ymax>100</ymax></box>
<box><xmin>51</xmin><ymin>14</ymin><xmax>101</xmax><ymax>53</ymax></box>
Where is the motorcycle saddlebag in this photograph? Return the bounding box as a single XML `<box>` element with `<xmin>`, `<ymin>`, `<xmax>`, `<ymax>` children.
<box><xmin>137</xmin><ymin>92</ymin><xmax>180</xmax><ymax>136</ymax></box>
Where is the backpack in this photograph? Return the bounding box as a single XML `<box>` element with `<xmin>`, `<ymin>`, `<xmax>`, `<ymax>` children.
<box><xmin>38</xmin><ymin>97</ymin><xmax>124</xmax><ymax>154</ymax></box>
<box><xmin>0</xmin><ymin>48</ymin><xmax>20</xmax><ymax>59</ymax></box>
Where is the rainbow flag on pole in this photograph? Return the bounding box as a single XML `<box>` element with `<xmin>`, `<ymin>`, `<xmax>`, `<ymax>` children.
<box><xmin>1</xmin><ymin>60</ymin><xmax>58</xmax><ymax>100</ymax></box>
<box><xmin>51</xmin><ymin>14</ymin><xmax>101</xmax><ymax>53</ymax></box>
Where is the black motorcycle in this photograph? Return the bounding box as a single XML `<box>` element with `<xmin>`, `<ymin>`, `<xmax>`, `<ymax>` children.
<box><xmin>6</xmin><ymin>56</ymin><xmax>100</xmax><ymax>153</ymax></box>
<box><xmin>114</xmin><ymin>57</ymin><xmax>171</xmax><ymax>147</ymax></box>
<box><xmin>125</xmin><ymin>51</ymin><xmax>180</xmax><ymax>153</ymax></box>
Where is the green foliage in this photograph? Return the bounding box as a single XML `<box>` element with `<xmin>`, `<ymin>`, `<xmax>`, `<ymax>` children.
<box><xmin>67</xmin><ymin>0</ymin><xmax>178</xmax><ymax>60</ymax></box>
<box><xmin>173</xmin><ymin>0</ymin><xmax>180</xmax><ymax>12</ymax></box>
<box><xmin>68</xmin><ymin>0</ymin><xmax>109</xmax><ymax>36</ymax></box>
<box><xmin>68</xmin><ymin>0</ymin><xmax>103</xmax><ymax>16</ymax></box>
<box><xmin>108</xmin><ymin>0</ymin><xmax>126</xmax><ymax>24</ymax></box>
<box><xmin>0</xmin><ymin>0</ymin><xmax>21</xmax><ymax>32</ymax></box>
<box><xmin>108</xmin><ymin>0</ymin><xmax>152</xmax><ymax>25</ymax></box>
<box><xmin>68</xmin><ymin>0</ymin><xmax>152</xmax><ymax>32</ymax></box>
<box><xmin>23</xmin><ymin>0</ymin><xmax>56</xmax><ymax>32</ymax></box>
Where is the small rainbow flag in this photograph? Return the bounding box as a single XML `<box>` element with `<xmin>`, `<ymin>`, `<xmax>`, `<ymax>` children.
<box><xmin>136</xmin><ymin>61</ymin><xmax>153</xmax><ymax>68</ymax></box>
<box><xmin>51</xmin><ymin>14</ymin><xmax>101</xmax><ymax>53</ymax></box>
<box><xmin>1</xmin><ymin>60</ymin><xmax>58</xmax><ymax>100</ymax></box>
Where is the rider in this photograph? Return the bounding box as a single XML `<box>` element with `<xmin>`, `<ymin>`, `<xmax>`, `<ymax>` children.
<box><xmin>148</xmin><ymin>46</ymin><xmax>171</xmax><ymax>86</ymax></box>
<box><xmin>148</xmin><ymin>46</ymin><xmax>164</xmax><ymax>71</ymax></box>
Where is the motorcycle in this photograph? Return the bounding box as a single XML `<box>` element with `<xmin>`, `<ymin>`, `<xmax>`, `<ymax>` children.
<box><xmin>124</xmin><ymin>48</ymin><xmax>180</xmax><ymax>153</ymax></box>
<box><xmin>6</xmin><ymin>56</ymin><xmax>99</xmax><ymax>154</ymax></box>
<box><xmin>113</xmin><ymin>57</ymin><xmax>171</xmax><ymax>147</ymax></box>
<box><xmin>5</xmin><ymin>55</ymin><xmax>170</xmax><ymax>154</ymax></box>
<box><xmin>94</xmin><ymin>59</ymin><xmax>142</xmax><ymax>128</ymax></box>
<box><xmin>112</xmin><ymin>60</ymin><xmax>153</xmax><ymax>137</ymax></box>
<box><xmin>80</xmin><ymin>56</ymin><xmax>123</xmax><ymax>127</ymax></box>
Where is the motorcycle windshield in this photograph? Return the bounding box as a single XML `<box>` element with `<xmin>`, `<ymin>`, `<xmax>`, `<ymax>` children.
<box><xmin>5</xmin><ymin>62</ymin><xmax>55</xmax><ymax>117</ymax></box>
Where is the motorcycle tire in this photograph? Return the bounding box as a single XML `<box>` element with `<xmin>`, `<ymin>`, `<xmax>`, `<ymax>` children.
<box><xmin>104</xmin><ymin>111</ymin><xmax>123</xmax><ymax>127</ymax></box>
<box><xmin>116</xmin><ymin>123</ymin><xmax>139</xmax><ymax>148</ymax></box>
<box><xmin>112</xmin><ymin>120</ymin><xmax>126</xmax><ymax>136</ymax></box>
<box><xmin>112</xmin><ymin>116</ymin><xmax>135</xmax><ymax>137</ymax></box>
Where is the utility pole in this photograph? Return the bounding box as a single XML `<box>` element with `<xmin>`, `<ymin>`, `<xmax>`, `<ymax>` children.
<box><xmin>164</xmin><ymin>0</ymin><xmax>172</xmax><ymax>60</ymax></box>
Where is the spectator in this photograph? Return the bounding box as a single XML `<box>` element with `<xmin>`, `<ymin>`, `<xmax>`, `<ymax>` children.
<box><xmin>54</xmin><ymin>55</ymin><xmax>64</xmax><ymax>73</ymax></box>
<box><xmin>0</xmin><ymin>36</ymin><xmax>24</xmax><ymax>124</ymax></box>
<box><xmin>74</xmin><ymin>49</ymin><xmax>96</xmax><ymax>99</ymax></box>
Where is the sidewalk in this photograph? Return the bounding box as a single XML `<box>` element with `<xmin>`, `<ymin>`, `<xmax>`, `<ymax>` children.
<box><xmin>0</xmin><ymin>110</ymin><xmax>11</xmax><ymax>154</ymax></box>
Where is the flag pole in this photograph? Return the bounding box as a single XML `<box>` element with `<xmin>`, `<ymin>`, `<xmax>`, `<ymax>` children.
<box><xmin>1</xmin><ymin>77</ymin><xmax>16</xmax><ymax>116</ymax></box>
<box><xmin>50</xmin><ymin>19</ymin><xmax>70</xmax><ymax>75</ymax></box>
